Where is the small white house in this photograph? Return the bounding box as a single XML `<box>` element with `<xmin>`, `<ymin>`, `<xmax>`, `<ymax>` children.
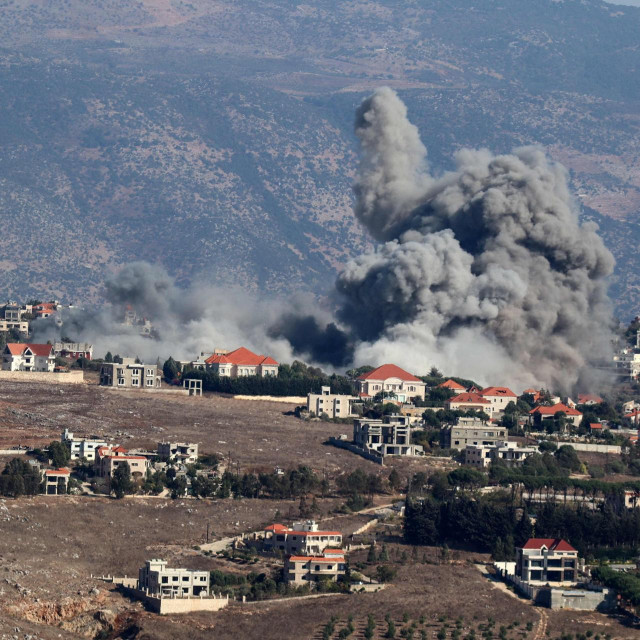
<box><xmin>2</xmin><ymin>343</ymin><xmax>55</xmax><ymax>372</ymax></box>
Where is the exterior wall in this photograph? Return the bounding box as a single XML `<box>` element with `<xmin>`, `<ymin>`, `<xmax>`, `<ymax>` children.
<box><xmin>516</xmin><ymin>547</ymin><xmax>578</xmax><ymax>585</ymax></box>
<box><xmin>122</xmin><ymin>587</ymin><xmax>228</xmax><ymax>615</ymax></box>
<box><xmin>0</xmin><ymin>320</ymin><xmax>29</xmax><ymax>335</ymax></box>
<box><xmin>0</xmin><ymin>370</ymin><xmax>84</xmax><ymax>384</ymax></box>
<box><xmin>548</xmin><ymin>588</ymin><xmax>616</xmax><ymax>611</ymax></box>
<box><xmin>465</xmin><ymin>445</ymin><xmax>492</xmax><ymax>468</ymax></box>
<box><xmin>43</xmin><ymin>472</ymin><xmax>69</xmax><ymax>495</ymax></box>
<box><xmin>208</xmin><ymin>362</ymin><xmax>278</xmax><ymax>378</ymax></box>
<box><xmin>100</xmin><ymin>361</ymin><xmax>160</xmax><ymax>390</ymax></box>
<box><xmin>264</xmin><ymin>531</ymin><xmax>342</xmax><ymax>555</ymax></box>
<box><xmin>307</xmin><ymin>388</ymin><xmax>359</xmax><ymax>419</ymax></box>
<box><xmin>442</xmin><ymin>426</ymin><xmax>509</xmax><ymax>450</ymax></box>
<box><xmin>139</xmin><ymin>560</ymin><xmax>209</xmax><ymax>597</ymax></box>
<box><xmin>357</xmin><ymin>377</ymin><xmax>426</xmax><ymax>401</ymax></box>
<box><xmin>447</xmin><ymin>400</ymin><xmax>493</xmax><ymax>415</ymax></box>
<box><xmin>2</xmin><ymin>351</ymin><xmax>54</xmax><ymax>372</ymax></box>
<box><xmin>54</xmin><ymin>342</ymin><xmax>93</xmax><ymax>359</ymax></box>
<box><xmin>353</xmin><ymin>419</ymin><xmax>422</xmax><ymax>456</ymax></box>
<box><xmin>284</xmin><ymin>557</ymin><xmax>346</xmax><ymax>585</ymax></box>
<box><xmin>97</xmin><ymin>456</ymin><xmax>149</xmax><ymax>478</ymax></box>
<box><xmin>158</xmin><ymin>442</ymin><xmax>198</xmax><ymax>464</ymax></box>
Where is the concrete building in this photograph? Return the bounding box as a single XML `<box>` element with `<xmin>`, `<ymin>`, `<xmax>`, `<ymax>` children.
<box><xmin>357</xmin><ymin>364</ymin><xmax>426</xmax><ymax>402</ymax></box>
<box><xmin>99</xmin><ymin>359</ymin><xmax>161</xmax><ymax>390</ymax></box>
<box><xmin>307</xmin><ymin>386</ymin><xmax>359</xmax><ymax>419</ymax></box>
<box><xmin>263</xmin><ymin>521</ymin><xmax>342</xmax><ymax>556</ymax></box>
<box><xmin>95</xmin><ymin>448</ymin><xmax>149</xmax><ymax>478</ymax></box>
<box><xmin>529</xmin><ymin>404</ymin><xmax>583</xmax><ymax>430</ymax></box>
<box><xmin>284</xmin><ymin>549</ymin><xmax>346</xmax><ymax>585</ymax></box>
<box><xmin>53</xmin><ymin>342</ymin><xmax>93</xmax><ymax>360</ymax></box>
<box><xmin>2</xmin><ymin>343</ymin><xmax>54</xmax><ymax>372</ymax></box>
<box><xmin>62</xmin><ymin>429</ymin><xmax>109</xmax><ymax>461</ymax></box>
<box><xmin>43</xmin><ymin>468</ymin><xmax>70</xmax><ymax>495</ymax></box>
<box><xmin>441</xmin><ymin>421</ymin><xmax>508</xmax><ymax>450</ymax></box>
<box><xmin>516</xmin><ymin>539</ymin><xmax>579</xmax><ymax>585</ymax></box>
<box><xmin>353</xmin><ymin>418</ymin><xmax>423</xmax><ymax>456</ymax></box>
<box><xmin>138</xmin><ymin>559</ymin><xmax>209</xmax><ymax>597</ymax></box>
<box><xmin>157</xmin><ymin>442</ymin><xmax>198</xmax><ymax>465</ymax></box>
<box><xmin>204</xmin><ymin>347</ymin><xmax>278</xmax><ymax>378</ymax></box>
<box><xmin>0</xmin><ymin>319</ymin><xmax>29</xmax><ymax>336</ymax></box>
<box><xmin>465</xmin><ymin>441</ymin><xmax>538</xmax><ymax>468</ymax></box>
<box><xmin>445</xmin><ymin>392</ymin><xmax>493</xmax><ymax>416</ymax></box>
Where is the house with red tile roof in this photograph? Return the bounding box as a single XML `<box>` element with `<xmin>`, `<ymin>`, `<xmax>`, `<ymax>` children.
<box><xmin>263</xmin><ymin>521</ymin><xmax>342</xmax><ymax>556</ymax></box>
<box><xmin>516</xmin><ymin>538</ymin><xmax>579</xmax><ymax>585</ymax></box>
<box><xmin>445</xmin><ymin>392</ymin><xmax>492</xmax><ymax>415</ymax></box>
<box><xmin>529</xmin><ymin>403</ymin><xmax>583</xmax><ymax>430</ymax></box>
<box><xmin>577</xmin><ymin>394</ymin><xmax>603</xmax><ymax>406</ymax></box>
<box><xmin>437</xmin><ymin>379</ymin><xmax>467</xmax><ymax>392</ymax></box>
<box><xmin>357</xmin><ymin>364</ymin><xmax>426</xmax><ymax>401</ymax></box>
<box><xmin>43</xmin><ymin>468</ymin><xmax>71</xmax><ymax>495</ymax></box>
<box><xmin>284</xmin><ymin>548</ymin><xmax>346</xmax><ymax>585</ymax></box>
<box><xmin>2</xmin><ymin>343</ymin><xmax>54</xmax><ymax>372</ymax></box>
<box><xmin>522</xmin><ymin>388</ymin><xmax>543</xmax><ymax>404</ymax></box>
<box><xmin>204</xmin><ymin>347</ymin><xmax>278</xmax><ymax>378</ymax></box>
<box><xmin>479</xmin><ymin>387</ymin><xmax>517</xmax><ymax>414</ymax></box>
<box><xmin>95</xmin><ymin>447</ymin><xmax>149</xmax><ymax>479</ymax></box>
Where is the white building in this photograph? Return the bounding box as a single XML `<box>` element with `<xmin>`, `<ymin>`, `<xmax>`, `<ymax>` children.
<box><xmin>307</xmin><ymin>386</ymin><xmax>360</xmax><ymax>419</ymax></box>
<box><xmin>263</xmin><ymin>521</ymin><xmax>342</xmax><ymax>556</ymax></box>
<box><xmin>138</xmin><ymin>559</ymin><xmax>209</xmax><ymax>597</ymax></box>
<box><xmin>465</xmin><ymin>441</ymin><xmax>538</xmax><ymax>468</ymax></box>
<box><xmin>2</xmin><ymin>343</ymin><xmax>55</xmax><ymax>371</ymax></box>
<box><xmin>479</xmin><ymin>387</ymin><xmax>518</xmax><ymax>414</ymax></box>
<box><xmin>204</xmin><ymin>346</ymin><xmax>278</xmax><ymax>377</ymax></box>
<box><xmin>284</xmin><ymin>549</ymin><xmax>346</xmax><ymax>585</ymax></box>
<box><xmin>357</xmin><ymin>364</ymin><xmax>426</xmax><ymax>402</ymax></box>
<box><xmin>62</xmin><ymin>429</ymin><xmax>109</xmax><ymax>461</ymax></box>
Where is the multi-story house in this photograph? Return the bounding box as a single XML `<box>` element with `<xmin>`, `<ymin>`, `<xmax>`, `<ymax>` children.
<box><xmin>262</xmin><ymin>521</ymin><xmax>342</xmax><ymax>556</ymax></box>
<box><xmin>353</xmin><ymin>418</ymin><xmax>423</xmax><ymax>456</ymax></box>
<box><xmin>204</xmin><ymin>346</ymin><xmax>278</xmax><ymax>377</ymax></box>
<box><xmin>445</xmin><ymin>392</ymin><xmax>493</xmax><ymax>416</ymax></box>
<box><xmin>53</xmin><ymin>342</ymin><xmax>94</xmax><ymax>360</ymax></box>
<box><xmin>95</xmin><ymin>446</ymin><xmax>149</xmax><ymax>478</ymax></box>
<box><xmin>465</xmin><ymin>441</ymin><xmax>538</xmax><ymax>468</ymax></box>
<box><xmin>138</xmin><ymin>559</ymin><xmax>209</xmax><ymax>597</ymax></box>
<box><xmin>157</xmin><ymin>442</ymin><xmax>199</xmax><ymax>464</ymax></box>
<box><xmin>440</xmin><ymin>421</ymin><xmax>508</xmax><ymax>450</ymax></box>
<box><xmin>0</xmin><ymin>304</ymin><xmax>30</xmax><ymax>337</ymax></box>
<box><xmin>62</xmin><ymin>429</ymin><xmax>109</xmax><ymax>461</ymax></box>
<box><xmin>2</xmin><ymin>343</ymin><xmax>55</xmax><ymax>371</ymax></box>
<box><xmin>307</xmin><ymin>386</ymin><xmax>360</xmax><ymax>419</ymax></box>
<box><xmin>42</xmin><ymin>468</ymin><xmax>70</xmax><ymax>495</ymax></box>
<box><xmin>357</xmin><ymin>364</ymin><xmax>426</xmax><ymax>402</ymax></box>
<box><xmin>284</xmin><ymin>549</ymin><xmax>346</xmax><ymax>585</ymax></box>
<box><xmin>99</xmin><ymin>359</ymin><xmax>161</xmax><ymax>390</ymax></box>
<box><xmin>479</xmin><ymin>387</ymin><xmax>517</xmax><ymax>414</ymax></box>
<box><xmin>529</xmin><ymin>403</ymin><xmax>583</xmax><ymax>430</ymax></box>
<box><xmin>516</xmin><ymin>538</ymin><xmax>579</xmax><ymax>585</ymax></box>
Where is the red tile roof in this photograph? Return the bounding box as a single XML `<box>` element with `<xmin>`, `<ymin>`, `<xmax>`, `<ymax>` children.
<box><xmin>521</xmin><ymin>538</ymin><xmax>577</xmax><ymax>552</ymax></box>
<box><xmin>105</xmin><ymin>455</ymin><xmax>147</xmax><ymax>461</ymax></box>
<box><xmin>5</xmin><ymin>343</ymin><xmax>53</xmax><ymax>357</ymax></box>
<box><xmin>578</xmin><ymin>394</ymin><xmax>603</xmax><ymax>404</ymax></box>
<box><xmin>45</xmin><ymin>468</ymin><xmax>71</xmax><ymax>476</ymax></box>
<box><xmin>589</xmin><ymin>423</ymin><xmax>602</xmax><ymax>430</ymax></box>
<box><xmin>529</xmin><ymin>403</ymin><xmax>582</xmax><ymax>417</ymax></box>
<box><xmin>288</xmin><ymin>556</ymin><xmax>344</xmax><ymax>563</ymax></box>
<box><xmin>358</xmin><ymin>364</ymin><xmax>421</xmax><ymax>382</ymax></box>
<box><xmin>437</xmin><ymin>379</ymin><xmax>466</xmax><ymax>391</ymax></box>
<box><xmin>481</xmin><ymin>386</ymin><xmax>517</xmax><ymax>398</ymax></box>
<box><xmin>448</xmin><ymin>392</ymin><xmax>490</xmax><ymax>405</ymax></box>
<box><xmin>264</xmin><ymin>524</ymin><xmax>289</xmax><ymax>532</ymax></box>
<box><xmin>322</xmin><ymin>548</ymin><xmax>344</xmax><ymax>554</ymax></box>
<box><xmin>205</xmin><ymin>347</ymin><xmax>278</xmax><ymax>367</ymax></box>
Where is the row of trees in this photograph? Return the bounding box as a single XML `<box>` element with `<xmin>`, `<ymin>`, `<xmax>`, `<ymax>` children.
<box><xmin>404</xmin><ymin>493</ymin><xmax>640</xmax><ymax>558</ymax></box>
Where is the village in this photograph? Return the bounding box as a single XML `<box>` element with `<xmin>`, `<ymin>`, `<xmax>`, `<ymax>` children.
<box><xmin>1</xmin><ymin>300</ymin><xmax>640</xmax><ymax>639</ymax></box>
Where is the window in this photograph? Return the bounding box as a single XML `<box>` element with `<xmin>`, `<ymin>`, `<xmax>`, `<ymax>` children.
<box><xmin>147</xmin><ymin>369</ymin><xmax>153</xmax><ymax>377</ymax></box>
<box><xmin>117</xmin><ymin>378</ymin><xmax>125</xmax><ymax>386</ymax></box>
<box><xmin>146</xmin><ymin>379</ymin><xmax>154</xmax><ymax>387</ymax></box>
<box><xmin>132</xmin><ymin>378</ymin><xmax>139</xmax><ymax>386</ymax></box>
<box><xmin>162</xmin><ymin>577</ymin><xmax>168</xmax><ymax>584</ymax></box>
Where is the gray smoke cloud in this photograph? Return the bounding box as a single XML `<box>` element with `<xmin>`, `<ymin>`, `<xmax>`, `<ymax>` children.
<box><xmin>339</xmin><ymin>87</ymin><xmax>615</xmax><ymax>393</ymax></box>
<box><xmin>31</xmin><ymin>262</ymin><xmax>300</xmax><ymax>366</ymax></box>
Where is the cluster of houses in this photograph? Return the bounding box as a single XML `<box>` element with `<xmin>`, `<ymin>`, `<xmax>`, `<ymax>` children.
<box><xmin>1</xmin><ymin>341</ymin><xmax>93</xmax><ymax>372</ymax></box>
<box><xmin>0</xmin><ymin>300</ymin><xmax>64</xmax><ymax>338</ymax></box>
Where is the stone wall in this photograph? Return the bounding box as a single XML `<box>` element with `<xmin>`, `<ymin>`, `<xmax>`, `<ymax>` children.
<box><xmin>121</xmin><ymin>586</ymin><xmax>229</xmax><ymax>615</ymax></box>
<box><xmin>0</xmin><ymin>370</ymin><xmax>84</xmax><ymax>384</ymax></box>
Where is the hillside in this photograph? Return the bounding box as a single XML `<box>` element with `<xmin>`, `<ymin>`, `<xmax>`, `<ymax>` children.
<box><xmin>1</xmin><ymin>0</ymin><xmax>639</xmax><ymax>316</ymax></box>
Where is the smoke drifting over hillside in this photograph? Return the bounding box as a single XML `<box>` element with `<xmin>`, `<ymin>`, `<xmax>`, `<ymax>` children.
<box><xmin>32</xmin><ymin>263</ymin><xmax>299</xmax><ymax>365</ymax></box>
<box><xmin>275</xmin><ymin>88</ymin><xmax>616</xmax><ymax>392</ymax></box>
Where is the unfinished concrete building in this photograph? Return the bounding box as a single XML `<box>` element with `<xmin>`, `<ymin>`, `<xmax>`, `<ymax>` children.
<box><xmin>138</xmin><ymin>559</ymin><xmax>209</xmax><ymax>597</ymax></box>
<box><xmin>353</xmin><ymin>418</ymin><xmax>423</xmax><ymax>456</ymax></box>
<box><xmin>307</xmin><ymin>386</ymin><xmax>360</xmax><ymax>419</ymax></box>
<box><xmin>157</xmin><ymin>442</ymin><xmax>198</xmax><ymax>465</ymax></box>
<box><xmin>99</xmin><ymin>359</ymin><xmax>161</xmax><ymax>390</ymax></box>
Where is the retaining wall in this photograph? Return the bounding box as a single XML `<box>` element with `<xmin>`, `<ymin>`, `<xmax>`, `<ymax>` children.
<box><xmin>121</xmin><ymin>586</ymin><xmax>229</xmax><ymax>615</ymax></box>
<box><xmin>567</xmin><ymin>443</ymin><xmax>621</xmax><ymax>454</ymax></box>
<box><xmin>0</xmin><ymin>370</ymin><xmax>85</xmax><ymax>384</ymax></box>
<box><xmin>232</xmin><ymin>395</ymin><xmax>306</xmax><ymax>404</ymax></box>
<box><xmin>328</xmin><ymin>438</ymin><xmax>384</xmax><ymax>465</ymax></box>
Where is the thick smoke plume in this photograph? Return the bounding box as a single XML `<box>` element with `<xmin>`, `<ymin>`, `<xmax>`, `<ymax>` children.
<box><xmin>275</xmin><ymin>88</ymin><xmax>615</xmax><ymax>392</ymax></box>
<box><xmin>32</xmin><ymin>262</ymin><xmax>300</xmax><ymax>366</ymax></box>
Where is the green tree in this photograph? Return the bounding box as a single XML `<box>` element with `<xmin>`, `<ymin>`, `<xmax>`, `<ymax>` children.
<box><xmin>163</xmin><ymin>356</ymin><xmax>180</xmax><ymax>382</ymax></box>
<box><xmin>48</xmin><ymin>441</ymin><xmax>71</xmax><ymax>468</ymax></box>
<box><xmin>111</xmin><ymin>462</ymin><xmax>134</xmax><ymax>499</ymax></box>
<box><xmin>389</xmin><ymin>468</ymin><xmax>403</xmax><ymax>492</ymax></box>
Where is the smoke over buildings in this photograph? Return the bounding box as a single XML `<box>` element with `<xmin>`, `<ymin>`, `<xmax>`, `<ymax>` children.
<box><xmin>274</xmin><ymin>87</ymin><xmax>616</xmax><ymax>393</ymax></box>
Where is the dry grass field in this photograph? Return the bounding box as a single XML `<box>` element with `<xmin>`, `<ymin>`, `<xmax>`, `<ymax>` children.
<box><xmin>0</xmin><ymin>380</ymin><xmax>638</xmax><ymax>640</ymax></box>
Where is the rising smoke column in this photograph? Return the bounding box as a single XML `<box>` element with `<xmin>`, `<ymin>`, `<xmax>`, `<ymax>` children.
<box><xmin>275</xmin><ymin>87</ymin><xmax>616</xmax><ymax>392</ymax></box>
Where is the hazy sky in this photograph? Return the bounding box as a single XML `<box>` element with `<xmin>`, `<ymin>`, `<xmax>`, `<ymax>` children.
<box><xmin>606</xmin><ymin>0</ymin><xmax>640</xmax><ymax>6</ymax></box>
